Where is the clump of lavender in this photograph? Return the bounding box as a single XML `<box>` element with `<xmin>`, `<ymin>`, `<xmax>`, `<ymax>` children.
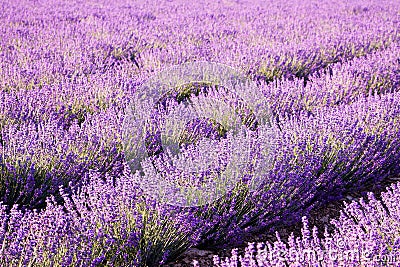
<box><xmin>192</xmin><ymin>88</ymin><xmax>400</xmax><ymax>249</ymax></box>
<box><xmin>260</xmin><ymin>44</ymin><xmax>400</xmax><ymax>123</ymax></box>
<box><xmin>0</xmin><ymin>109</ymin><xmax>124</xmax><ymax>209</ymax></box>
<box><xmin>211</xmin><ymin>181</ymin><xmax>400</xmax><ymax>267</ymax></box>
<box><xmin>179</xmin><ymin>117</ymin><xmax>227</xmax><ymax>147</ymax></box>
<box><xmin>0</xmin><ymin>166</ymin><xmax>204</xmax><ymax>267</ymax></box>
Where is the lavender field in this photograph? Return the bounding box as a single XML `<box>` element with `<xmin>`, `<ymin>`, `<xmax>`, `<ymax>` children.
<box><xmin>1</xmin><ymin>0</ymin><xmax>400</xmax><ymax>266</ymax></box>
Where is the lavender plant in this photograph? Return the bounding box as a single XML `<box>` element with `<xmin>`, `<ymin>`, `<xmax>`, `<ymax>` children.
<box><xmin>0</xmin><ymin>167</ymin><xmax>203</xmax><ymax>266</ymax></box>
<box><xmin>211</xmin><ymin>181</ymin><xmax>400</xmax><ymax>267</ymax></box>
<box><xmin>0</xmin><ymin>109</ymin><xmax>124</xmax><ymax>208</ymax></box>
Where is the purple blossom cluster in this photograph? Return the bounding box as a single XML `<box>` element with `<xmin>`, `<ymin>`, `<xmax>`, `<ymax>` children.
<box><xmin>191</xmin><ymin>88</ymin><xmax>400</xmax><ymax>249</ymax></box>
<box><xmin>211</xmin><ymin>181</ymin><xmax>400</xmax><ymax>267</ymax></box>
<box><xmin>0</xmin><ymin>167</ymin><xmax>202</xmax><ymax>266</ymax></box>
<box><xmin>262</xmin><ymin>44</ymin><xmax>400</xmax><ymax>122</ymax></box>
<box><xmin>1</xmin><ymin>0</ymin><xmax>400</xmax><ymax>266</ymax></box>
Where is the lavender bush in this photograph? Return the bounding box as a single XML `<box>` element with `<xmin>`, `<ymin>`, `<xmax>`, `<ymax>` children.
<box><xmin>0</xmin><ymin>167</ymin><xmax>204</xmax><ymax>266</ymax></box>
<box><xmin>211</xmin><ymin>181</ymin><xmax>400</xmax><ymax>267</ymax></box>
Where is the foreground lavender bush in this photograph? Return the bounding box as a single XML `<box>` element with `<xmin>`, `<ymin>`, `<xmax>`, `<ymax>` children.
<box><xmin>0</xmin><ymin>166</ymin><xmax>205</xmax><ymax>266</ymax></box>
<box><xmin>191</xmin><ymin>89</ymin><xmax>400</xmax><ymax>248</ymax></box>
<box><xmin>211</xmin><ymin>181</ymin><xmax>400</xmax><ymax>267</ymax></box>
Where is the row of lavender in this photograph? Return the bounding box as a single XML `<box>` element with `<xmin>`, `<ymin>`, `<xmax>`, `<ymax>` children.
<box><xmin>210</xmin><ymin>181</ymin><xmax>400</xmax><ymax>266</ymax></box>
<box><xmin>1</xmin><ymin>0</ymin><xmax>400</xmax><ymax>265</ymax></box>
